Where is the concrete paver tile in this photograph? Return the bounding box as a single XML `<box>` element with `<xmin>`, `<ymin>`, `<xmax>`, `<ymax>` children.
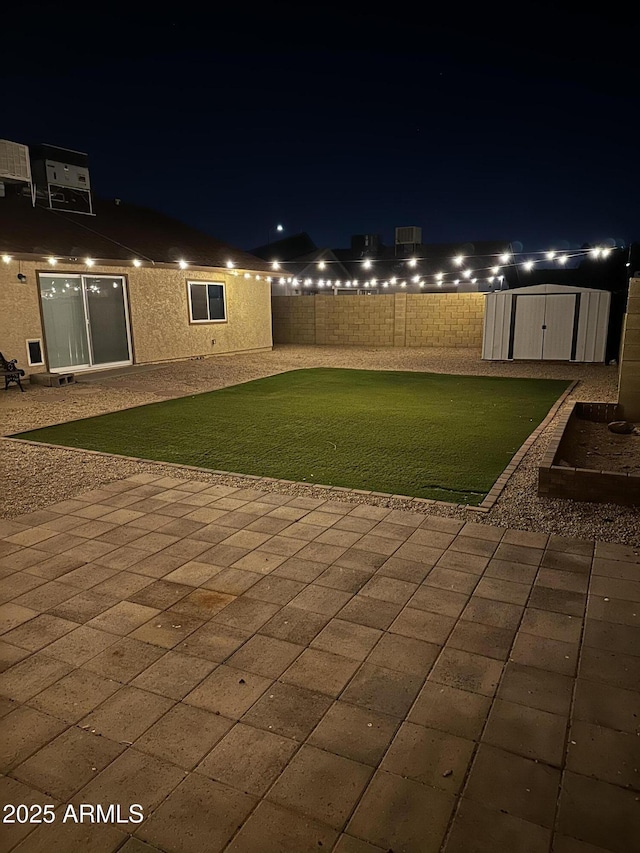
<box><xmin>12</xmin><ymin>726</ymin><xmax>124</xmax><ymax>800</ymax></box>
<box><xmin>390</xmin><ymin>606</ymin><xmax>455</xmax><ymax>644</ymax></box>
<box><xmin>226</xmin><ymin>634</ymin><xmax>304</xmax><ymax>679</ymax></box>
<box><xmin>520</xmin><ymin>607</ymin><xmax>583</xmax><ymax>643</ymax></box>
<box><xmin>79</xmin><ymin>685</ymin><xmax>174</xmax><ymax>741</ymax></box>
<box><xmin>87</xmin><ymin>601</ymin><xmax>160</xmax><ymax>635</ymax></box>
<box><xmin>308</xmin><ymin>701</ymin><xmax>398</xmax><ymax>766</ymax></box>
<box><xmin>443</xmin><ymin>797</ymin><xmax>550</xmax><ymax>852</ymax></box>
<box><xmin>28</xmin><ymin>668</ymin><xmax>121</xmax><ymax>724</ymax></box>
<box><xmin>381</xmin><ymin>721</ymin><xmax>474</xmax><ymax>794</ymax></box>
<box><xmin>281</xmin><ymin>648</ymin><xmax>359</xmax><ymax>697</ymax></box>
<box><xmin>366</xmin><ymin>633</ymin><xmax>439</xmax><ymax>677</ymax></box>
<box><xmin>482</xmin><ymin>698</ymin><xmax>567</xmax><ymax>766</ymax></box>
<box><xmin>184</xmin><ymin>664</ymin><xmax>270</xmax><ymax>719</ymax></box>
<box><xmin>340</xmin><ymin>662</ymin><xmax>423</xmax><ymax>718</ymax></box>
<box><xmin>428</xmin><ymin>647</ymin><xmax>503</xmax><ymax>698</ymax></box>
<box><xmin>0</xmin><ymin>705</ymin><xmax>68</xmax><ymax>772</ymax></box>
<box><xmin>82</xmin><ymin>636</ymin><xmax>165</xmax><ymax>682</ymax></box>
<box><xmin>311</xmin><ymin>619</ymin><xmax>382</xmax><ymax>662</ymax></box>
<box><xmin>0</xmin><ymin>653</ymin><xmax>72</xmax><ymax>703</ymax></box>
<box><xmin>408</xmin><ymin>682</ymin><xmax>491</xmax><ymax>740</ymax></box>
<box><xmin>566</xmin><ymin>720</ymin><xmax>640</xmax><ymax>790</ymax></box>
<box><xmin>422</xmin><ymin>566</ymin><xmax>479</xmax><ymax>595</ymax></box>
<box><xmin>74</xmin><ymin>747</ymin><xmax>186</xmax><ymax>817</ymax></box>
<box><xmin>510</xmin><ymin>633</ymin><xmax>579</xmax><ymax>676</ymax></box>
<box><xmin>464</xmin><ymin>742</ymin><xmax>560</xmax><ymax>828</ymax></box>
<box><xmin>347</xmin><ymin>769</ymin><xmax>455</xmax><ymax>853</ymax></box>
<box><xmin>447</xmin><ymin>619</ymin><xmax>515</xmax><ymax>661</ymax></box>
<box><xmin>225</xmin><ymin>800</ymin><xmax>338</xmax><ymax>853</ymax></box>
<box><xmin>196</xmin><ymin>722</ymin><xmax>297</xmax><ymax>795</ymax></box>
<box><xmin>259</xmin><ymin>605</ymin><xmax>330</xmax><ymax>644</ymax></box>
<box><xmin>134</xmin><ymin>703</ymin><xmax>232</xmax><ymax>770</ymax></box>
<box><xmin>177</xmin><ymin>622</ymin><xmax>249</xmax><ymax>663</ymax></box>
<box><xmin>267</xmin><ymin>743</ymin><xmax>372</xmax><ymax>830</ymax></box>
<box><xmin>572</xmin><ymin>678</ymin><xmax>640</xmax><ymax>734</ymax></box>
<box><xmin>498</xmin><ymin>662</ymin><xmax>574</xmax><ymax>716</ymax></box>
<box><xmin>241</xmin><ymin>681</ymin><xmax>332</xmax><ymax>741</ymax></box>
<box><xmin>556</xmin><ymin>772</ymin><xmax>640</xmax><ymax>853</ymax></box>
<box><xmin>314</xmin><ymin>564</ymin><xmax>372</xmax><ymax>593</ymax></box>
<box><xmin>131</xmin><ymin>650</ymin><xmax>216</xmax><ymax>699</ymax></box>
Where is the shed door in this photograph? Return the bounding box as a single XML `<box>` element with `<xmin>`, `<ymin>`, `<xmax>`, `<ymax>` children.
<box><xmin>542</xmin><ymin>294</ymin><xmax>577</xmax><ymax>360</ymax></box>
<box><xmin>511</xmin><ymin>295</ymin><xmax>545</xmax><ymax>359</ymax></box>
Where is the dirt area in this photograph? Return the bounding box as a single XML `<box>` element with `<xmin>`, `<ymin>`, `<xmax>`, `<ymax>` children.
<box><xmin>569</xmin><ymin>419</ymin><xmax>640</xmax><ymax>474</ymax></box>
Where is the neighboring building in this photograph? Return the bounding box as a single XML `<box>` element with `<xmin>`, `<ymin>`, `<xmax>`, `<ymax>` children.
<box><xmin>253</xmin><ymin>227</ymin><xmax>511</xmax><ymax>294</ymax></box>
<box><xmin>0</xmin><ymin>141</ymin><xmax>273</xmax><ymax>378</ymax></box>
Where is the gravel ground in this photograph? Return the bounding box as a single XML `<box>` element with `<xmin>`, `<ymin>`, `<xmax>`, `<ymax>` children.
<box><xmin>1</xmin><ymin>345</ymin><xmax>638</xmax><ymax>546</ymax></box>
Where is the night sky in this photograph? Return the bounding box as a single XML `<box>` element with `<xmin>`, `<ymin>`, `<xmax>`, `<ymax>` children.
<box><xmin>3</xmin><ymin>5</ymin><xmax>639</xmax><ymax>254</ymax></box>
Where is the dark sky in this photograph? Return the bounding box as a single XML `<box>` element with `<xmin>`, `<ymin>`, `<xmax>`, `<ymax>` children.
<box><xmin>3</xmin><ymin>4</ymin><xmax>639</xmax><ymax>254</ymax></box>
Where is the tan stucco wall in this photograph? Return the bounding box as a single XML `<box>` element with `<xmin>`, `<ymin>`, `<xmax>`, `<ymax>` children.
<box><xmin>618</xmin><ymin>278</ymin><xmax>640</xmax><ymax>420</ymax></box>
<box><xmin>272</xmin><ymin>293</ymin><xmax>485</xmax><ymax>348</ymax></box>
<box><xmin>0</xmin><ymin>262</ymin><xmax>44</xmax><ymax>374</ymax></box>
<box><xmin>0</xmin><ymin>260</ymin><xmax>272</xmax><ymax>376</ymax></box>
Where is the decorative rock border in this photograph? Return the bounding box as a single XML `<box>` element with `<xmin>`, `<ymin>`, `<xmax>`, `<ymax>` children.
<box><xmin>468</xmin><ymin>379</ymin><xmax>579</xmax><ymax>513</ymax></box>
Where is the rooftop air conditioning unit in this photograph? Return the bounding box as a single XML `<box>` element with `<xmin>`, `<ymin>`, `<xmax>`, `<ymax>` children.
<box><xmin>0</xmin><ymin>140</ymin><xmax>32</xmax><ymax>184</ymax></box>
<box><xmin>395</xmin><ymin>226</ymin><xmax>422</xmax><ymax>245</ymax></box>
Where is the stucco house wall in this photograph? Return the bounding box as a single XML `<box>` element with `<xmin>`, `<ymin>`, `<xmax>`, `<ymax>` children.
<box><xmin>0</xmin><ymin>259</ymin><xmax>272</xmax><ymax>377</ymax></box>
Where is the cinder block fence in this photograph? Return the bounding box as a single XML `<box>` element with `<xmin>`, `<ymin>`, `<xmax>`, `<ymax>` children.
<box><xmin>272</xmin><ymin>293</ymin><xmax>485</xmax><ymax>348</ymax></box>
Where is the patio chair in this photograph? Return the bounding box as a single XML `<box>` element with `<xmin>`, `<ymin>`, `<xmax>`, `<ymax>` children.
<box><xmin>0</xmin><ymin>351</ymin><xmax>25</xmax><ymax>392</ymax></box>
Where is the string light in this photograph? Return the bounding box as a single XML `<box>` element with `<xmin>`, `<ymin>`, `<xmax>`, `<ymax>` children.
<box><xmin>0</xmin><ymin>241</ymin><xmax>620</xmax><ymax>294</ymax></box>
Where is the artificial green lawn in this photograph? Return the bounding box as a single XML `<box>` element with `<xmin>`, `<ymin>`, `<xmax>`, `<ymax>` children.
<box><xmin>16</xmin><ymin>368</ymin><xmax>570</xmax><ymax>505</ymax></box>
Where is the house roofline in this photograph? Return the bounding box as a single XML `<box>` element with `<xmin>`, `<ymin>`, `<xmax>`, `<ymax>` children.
<box><xmin>2</xmin><ymin>252</ymin><xmax>275</xmax><ymax>277</ymax></box>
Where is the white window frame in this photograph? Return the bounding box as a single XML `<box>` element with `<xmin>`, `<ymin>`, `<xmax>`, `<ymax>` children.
<box><xmin>26</xmin><ymin>338</ymin><xmax>45</xmax><ymax>366</ymax></box>
<box><xmin>188</xmin><ymin>280</ymin><xmax>227</xmax><ymax>324</ymax></box>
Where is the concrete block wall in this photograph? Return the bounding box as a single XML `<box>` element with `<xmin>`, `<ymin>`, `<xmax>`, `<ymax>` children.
<box><xmin>618</xmin><ymin>278</ymin><xmax>640</xmax><ymax>420</ymax></box>
<box><xmin>272</xmin><ymin>293</ymin><xmax>485</xmax><ymax>348</ymax></box>
<box><xmin>315</xmin><ymin>295</ymin><xmax>396</xmax><ymax>347</ymax></box>
<box><xmin>271</xmin><ymin>295</ymin><xmax>315</xmax><ymax>344</ymax></box>
<box><xmin>405</xmin><ymin>293</ymin><xmax>485</xmax><ymax>348</ymax></box>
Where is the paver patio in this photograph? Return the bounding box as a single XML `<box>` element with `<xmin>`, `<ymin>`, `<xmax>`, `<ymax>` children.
<box><xmin>0</xmin><ymin>473</ymin><xmax>638</xmax><ymax>853</ymax></box>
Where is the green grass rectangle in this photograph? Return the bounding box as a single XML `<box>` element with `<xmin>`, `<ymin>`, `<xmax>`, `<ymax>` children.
<box><xmin>15</xmin><ymin>368</ymin><xmax>570</xmax><ymax>505</ymax></box>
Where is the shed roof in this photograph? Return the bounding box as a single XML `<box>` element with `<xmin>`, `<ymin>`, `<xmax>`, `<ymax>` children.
<box><xmin>501</xmin><ymin>284</ymin><xmax>610</xmax><ymax>295</ymax></box>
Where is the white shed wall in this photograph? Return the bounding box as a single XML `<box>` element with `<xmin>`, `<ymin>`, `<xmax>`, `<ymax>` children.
<box><xmin>482</xmin><ymin>285</ymin><xmax>610</xmax><ymax>362</ymax></box>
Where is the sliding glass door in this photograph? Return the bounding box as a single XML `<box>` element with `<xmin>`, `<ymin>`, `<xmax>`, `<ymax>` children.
<box><xmin>39</xmin><ymin>274</ymin><xmax>132</xmax><ymax>371</ymax></box>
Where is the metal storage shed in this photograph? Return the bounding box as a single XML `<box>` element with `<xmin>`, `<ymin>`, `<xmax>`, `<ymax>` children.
<box><xmin>482</xmin><ymin>284</ymin><xmax>610</xmax><ymax>362</ymax></box>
